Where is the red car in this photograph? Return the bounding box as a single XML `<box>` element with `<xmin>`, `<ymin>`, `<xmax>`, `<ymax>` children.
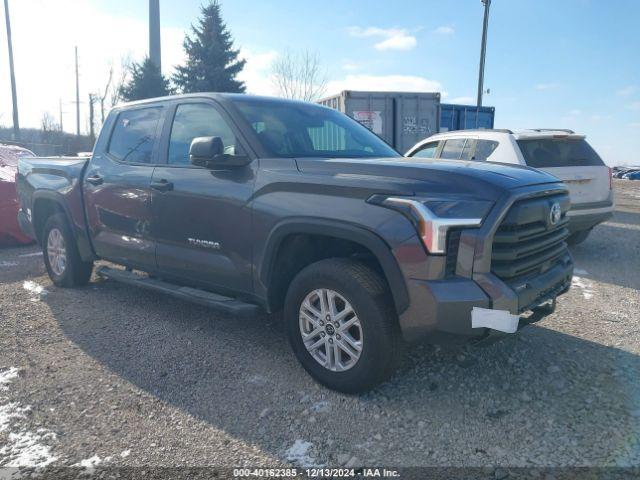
<box><xmin>0</xmin><ymin>144</ymin><xmax>36</xmax><ymax>246</ymax></box>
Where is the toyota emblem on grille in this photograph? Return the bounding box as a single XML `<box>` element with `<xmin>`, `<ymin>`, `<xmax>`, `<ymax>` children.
<box><xmin>549</xmin><ymin>203</ymin><xmax>562</xmax><ymax>225</ymax></box>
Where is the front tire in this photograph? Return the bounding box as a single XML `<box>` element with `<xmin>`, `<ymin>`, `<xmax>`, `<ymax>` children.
<box><xmin>284</xmin><ymin>258</ymin><xmax>402</xmax><ymax>393</ymax></box>
<box><xmin>42</xmin><ymin>213</ymin><xmax>93</xmax><ymax>287</ymax></box>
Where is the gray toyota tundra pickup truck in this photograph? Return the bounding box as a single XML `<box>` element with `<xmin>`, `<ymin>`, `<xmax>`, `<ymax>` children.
<box><xmin>16</xmin><ymin>94</ymin><xmax>573</xmax><ymax>392</ymax></box>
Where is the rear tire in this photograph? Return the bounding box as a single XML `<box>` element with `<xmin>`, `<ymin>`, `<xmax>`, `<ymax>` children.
<box><xmin>567</xmin><ymin>229</ymin><xmax>591</xmax><ymax>246</ymax></box>
<box><xmin>42</xmin><ymin>213</ymin><xmax>93</xmax><ymax>287</ymax></box>
<box><xmin>284</xmin><ymin>258</ymin><xmax>403</xmax><ymax>394</ymax></box>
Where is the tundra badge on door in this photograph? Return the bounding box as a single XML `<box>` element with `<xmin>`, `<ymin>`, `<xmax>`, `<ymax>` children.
<box><xmin>188</xmin><ymin>238</ymin><xmax>221</xmax><ymax>250</ymax></box>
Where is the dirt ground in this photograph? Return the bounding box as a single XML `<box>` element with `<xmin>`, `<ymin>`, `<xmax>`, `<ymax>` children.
<box><xmin>1</xmin><ymin>179</ymin><xmax>639</xmax><ymax>477</ymax></box>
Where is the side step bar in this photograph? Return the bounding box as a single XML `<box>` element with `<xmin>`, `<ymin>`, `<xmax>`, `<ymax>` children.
<box><xmin>96</xmin><ymin>266</ymin><xmax>261</xmax><ymax>316</ymax></box>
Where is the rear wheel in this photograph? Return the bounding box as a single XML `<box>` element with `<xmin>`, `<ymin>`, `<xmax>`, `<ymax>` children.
<box><xmin>284</xmin><ymin>258</ymin><xmax>402</xmax><ymax>393</ymax></box>
<box><xmin>567</xmin><ymin>229</ymin><xmax>591</xmax><ymax>246</ymax></box>
<box><xmin>42</xmin><ymin>213</ymin><xmax>93</xmax><ymax>287</ymax></box>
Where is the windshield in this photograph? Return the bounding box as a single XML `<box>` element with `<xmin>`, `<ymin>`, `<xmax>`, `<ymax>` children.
<box><xmin>517</xmin><ymin>138</ymin><xmax>605</xmax><ymax>168</ymax></box>
<box><xmin>232</xmin><ymin>97</ymin><xmax>400</xmax><ymax>158</ymax></box>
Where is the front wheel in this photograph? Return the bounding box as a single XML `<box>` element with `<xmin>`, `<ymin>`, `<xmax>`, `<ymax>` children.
<box><xmin>284</xmin><ymin>258</ymin><xmax>402</xmax><ymax>393</ymax></box>
<box><xmin>42</xmin><ymin>213</ymin><xmax>93</xmax><ymax>287</ymax></box>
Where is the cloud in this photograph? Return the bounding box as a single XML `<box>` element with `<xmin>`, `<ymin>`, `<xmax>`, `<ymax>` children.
<box><xmin>617</xmin><ymin>86</ymin><xmax>636</xmax><ymax>96</ymax></box>
<box><xmin>237</xmin><ymin>49</ymin><xmax>278</xmax><ymax>96</ymax></box>
<box><xmin>0</xmin><ymin>0</ymin><xmax>186</xmax><ymax>132</ymax></box>
<box><xmin>347</xmin><ymin>26</ymin><xmax>417</xmax><ymax>52</ymax></box>
<box><xmin>534</xmin><ymin>83</ymin><xmax>560</xmax><ymax>90</ymax></box>
<box><xmin>326</xmin><ymin>74</ymin><xmax>443</xmax><ymax>96</ymax></box>
<box><xmin>628</xmin><ymin>101</ymin><xmax>640</xmax><ymax>110</ymax></box>
<box><xmin>629</xmin><ymin>122</ymin><xmax>640</xmax><ymax>128</ymax></box>
<box><xmin>568</xmin><ymin>109</ymin><xmax>582</xmax><ymax>116</ymax></box>
<box><xmin>434</xmin><ymin>25</ymin><xmax>455</xmax><ymax>35</ymax></box>
<box><xmin>450</xmin><ymin>96</ymin><xmax>475</xmax><ymax>104</ymax></box>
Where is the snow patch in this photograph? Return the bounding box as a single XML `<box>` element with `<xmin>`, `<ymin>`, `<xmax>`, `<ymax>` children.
<box><xmin>285</xmin><ymin>439</ymin><xmax>320</xmax><ymax>467</ymax></box>
<box><xmin>19</xmin><ymin>252</ymin><xmax>42</xmax><ymax>258</ymax></box>
<box><xmin>246</xmin><ymin>374</ymin><xmax>268</xmax><ymax>386</ymax></box>
<box><xmin>22</xmin><ymin>281</ymin><xmax>48</xmax><ymax>301</ymax></box>
<box><xmin>572</xmin><ymin>276</ymin><xmax>594</xmax><ymax>300</ymax></box>
<box><xmin>0</xmin><ymin>261</ymin><xmax>18</xmax><ymax>268</ymax></box>
<box><xmin>574</xmin><ymin>268</ymin><xmax>589</xmax><ymax>276</ymax></box>
<box><xmin>310</xmin><ymin>401</ymin><xmax>330</xmax><ymax>413</ymax></box>
<box><xmin>0</xmin><ymin>402</ymin><xmax>29</xmax><ymax>432</ymax></box>
<box><xmin>0</xmin><ymin>368</ymin><xmax>59</xmax><ymax>468</ymax></box>
<box><xmin>120</xmin><ymin>449</ymin><xmax>131</xmax><ymax>458</ymax></box>
<box><xmin>0</xmin><ymin>367</ymin><xmax>19</xmax><ymax>391</ymax></box>
<box><xmin>73</xmin><ymin>454</ymin><xmax>111</xmax><ymax>473</ymax></box>
<box><xmin>0</xmin><ymin>430</ymin><xmax>58</xmax><ymax>468</ymax></box>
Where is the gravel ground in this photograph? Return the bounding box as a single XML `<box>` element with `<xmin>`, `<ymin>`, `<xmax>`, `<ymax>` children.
<box><xmin>1</xmin><ymin>179</ymin><xmax>639</xmax><ymax>474</ymax></box>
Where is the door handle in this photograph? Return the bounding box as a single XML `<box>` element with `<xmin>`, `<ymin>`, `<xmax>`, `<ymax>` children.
<box><xmin>86</xmin><ymin>174</ymin><xmax>104</xmax><ymax>186</ymax></box>
<box><xmin>150</xmin><ymin>179</ymin><xmax>174</xmax><ymax>192</ymax></box>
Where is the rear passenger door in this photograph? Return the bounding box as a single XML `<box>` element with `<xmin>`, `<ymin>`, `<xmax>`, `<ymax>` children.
<box><xmin>149</xmin><ymin>101</ymin><xmax>256</xmax><ymax>295</ymax></box>
<box><xmin>84</xmin><ymin>105</ymin><xmax>165</xmax><ymax>270</ymax></box>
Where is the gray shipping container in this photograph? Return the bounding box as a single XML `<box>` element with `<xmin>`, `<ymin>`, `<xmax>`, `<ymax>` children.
<box><xmin>318</xmin><ymin>91</ymin><xmax>441</xmax><ymax>153</ymax></box>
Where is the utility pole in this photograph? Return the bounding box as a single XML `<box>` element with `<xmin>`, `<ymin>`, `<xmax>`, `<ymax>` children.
<box><xmin>75</xmin><ymin>46</ymin><xmax>81</xmax><ymax>136</ymax></box>
<box><xmin>149</xmin><ymin>0</ymin><xmax>161</xmax><ymax>72</ymax></box>
<box><xmin>88</xmin><ymin>94</ymin><xmax>96</xmax><ymax>143</ymax></box>
<box><xmin>476</xmin><ymin>0</ymin><xmax>491</xmax><ymax>107</ymax></box>
<box><xmin>3</xmin><ymin>0</ymin><xmax>20</xmax><ymax>140</ymax></box>
<box><xmin>59</xmin><ymin>98</ymin><xmax>64</xmax><ymax>132</ymax></box>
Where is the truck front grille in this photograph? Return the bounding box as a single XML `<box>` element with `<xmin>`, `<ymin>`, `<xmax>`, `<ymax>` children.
<box><xmin>491</xmin><ymin>193</ymin><xmax>571</xmax><ymax>281</ymax></box>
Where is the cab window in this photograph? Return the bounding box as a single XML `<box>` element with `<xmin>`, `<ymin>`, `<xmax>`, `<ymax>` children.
<box><xmin>108</xmin><ymin>107</ymin><xmax>162</xmax><ymax>164</ymax></box>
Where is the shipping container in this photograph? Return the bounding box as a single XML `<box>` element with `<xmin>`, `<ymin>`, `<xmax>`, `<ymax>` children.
<box><xmin>318</xmin><ymin>91</ymin><xmax>441</xmax><ymax>153</ymax></box>
<box><xmin>439</xmin><ymin>104</ymin><xmax>495</xmax><ymax>132</ymax></box>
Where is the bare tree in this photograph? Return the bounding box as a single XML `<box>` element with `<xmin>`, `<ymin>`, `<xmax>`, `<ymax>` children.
<box><xmin>99</xmin><ymin>65</ymin><xmax>113</xmax><ymax>123</ymax></box>
<box><xmin>109</xmin><ymin>55</ymin><xmax>132</xmax><ymax>107</ymax></box>
<box><xmin>271</xmin><ymin>50</ymin><xmax>327</xmax><ymax>101</ymax></box>
<box><xmin>41</xmin><ymin>112</ymin><xmax>59</xmax><ymax>132</ymax></box>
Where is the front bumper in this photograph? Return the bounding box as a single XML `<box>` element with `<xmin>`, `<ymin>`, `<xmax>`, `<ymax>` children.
<box><xmin>399</xmin><ymin>255</ymin><xmax>572</xmax><ymax>342</ymax></box>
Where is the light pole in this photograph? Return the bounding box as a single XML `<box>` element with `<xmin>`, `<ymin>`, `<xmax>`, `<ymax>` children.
<box><xmin>149</xmin><ymin>0</ymin><xmax>161</xmax><ymax>72</ymax></box>
<box><xmin>476</xmin><ymin>0</ymin><xmax>491</xmax><ymax>107</ymax></box>
<box><xmin>3</xmin><ymin>0</ymin><xmax>20</xmax><ymax>140</ymax></box>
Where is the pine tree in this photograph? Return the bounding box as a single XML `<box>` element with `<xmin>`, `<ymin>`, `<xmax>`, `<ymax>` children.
<box><xmin>119</xmin><ymin>58</ymin><xmax>173</xmax><ymax>102</ymax></box>
<box><xmin>174</xmin><ymin>1</ymin><xmax>246</xmax><ymax>93</ymax></box>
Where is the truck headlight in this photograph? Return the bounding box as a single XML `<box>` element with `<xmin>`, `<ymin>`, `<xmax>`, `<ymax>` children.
<box><xmin>369</xmin><ymin>196</ymin><xmax>493</xmax><ymax>254</ymax></box>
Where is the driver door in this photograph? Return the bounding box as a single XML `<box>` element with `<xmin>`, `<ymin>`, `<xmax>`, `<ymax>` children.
<box><xmin>149</xmin><ymin>101</ymin><xmax>256</xmax><ymax>296</ymax></box>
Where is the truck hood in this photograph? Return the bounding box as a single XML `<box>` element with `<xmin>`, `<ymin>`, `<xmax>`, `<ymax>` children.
<box><xmin>295</xmin><ymin>157</ymin><xmax>561</xmax><ymax>200</ymax></box>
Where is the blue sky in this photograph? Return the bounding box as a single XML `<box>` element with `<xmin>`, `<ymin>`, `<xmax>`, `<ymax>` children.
<box><xmin>1</xmin><ymin>0</ymin><xmax>638</xmax><ymax>164</ymax></box>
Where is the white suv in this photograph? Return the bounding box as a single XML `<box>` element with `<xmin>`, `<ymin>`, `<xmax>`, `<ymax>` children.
<box><xmin>405</xmin><ymin>129</ymin><xmax>614</xmax><ymax>245</ymax></box>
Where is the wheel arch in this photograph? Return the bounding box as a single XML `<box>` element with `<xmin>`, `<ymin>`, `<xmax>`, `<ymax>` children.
<box><xmin>259</xmin><ymin>218</ymin><xmax>409</xmax><ymax>315</ymax></box>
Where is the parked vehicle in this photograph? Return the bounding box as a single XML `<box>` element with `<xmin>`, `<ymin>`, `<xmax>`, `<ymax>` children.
<box><xmin>0</xmin><ymin>144</ymin><xmax>36</xmax><ymax>246</ymax></box>
<box><xmin>623</xmin><ymin>171</ymin><xmax>640</xmax><ymax>180</ymax></box>
<box><xmin>318</xmin><ymin>90</ymin><xmax>441</xmax><ymax>153</ymax></box>
<box><xmin>440</xmin><ymin>104</ymin><xmax>495</xmax><ymax>132</ymax></box>
<box><xmin>406</xmin><ymin>129</ymin><xmax>614</xmax><ymax>245</ymax></box>
<box><xmin>17</xmin><ymin>94</ymin><xmax>573</xmax><ymax>392</ymax></box>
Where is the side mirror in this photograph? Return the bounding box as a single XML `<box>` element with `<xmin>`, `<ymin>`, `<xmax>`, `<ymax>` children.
<box><xmin>189</xmin><ymin>136</ymin><xmax>251</xmax><ymax>168</ymax></box>
<box><xmin>189</xmin><ymin>136</ymin><xmax>223</xmax><ymax>167</ymax></box>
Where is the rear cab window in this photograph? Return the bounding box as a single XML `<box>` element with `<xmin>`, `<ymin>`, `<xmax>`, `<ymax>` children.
<box><xmin>108</xmin><ymin>107</ymin><xmax>162</xmax><ymax>164</ymax></box>
<box><xmin>517</xmin><ymin>138</ymin><xmax>605</xmax><ymax>168</ymax></box>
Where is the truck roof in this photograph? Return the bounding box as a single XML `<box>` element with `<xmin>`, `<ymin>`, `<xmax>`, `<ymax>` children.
<box><xmin>113</xmin><ymin>93</ymin><xmax>321</xmax><ymax>110</ymax></box>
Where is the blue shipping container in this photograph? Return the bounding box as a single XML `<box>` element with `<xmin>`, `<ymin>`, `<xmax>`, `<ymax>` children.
<box><xmin>440</xmin><ymin>104</ymin><xmax>495</xmax><ymax>132</ymax></box>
